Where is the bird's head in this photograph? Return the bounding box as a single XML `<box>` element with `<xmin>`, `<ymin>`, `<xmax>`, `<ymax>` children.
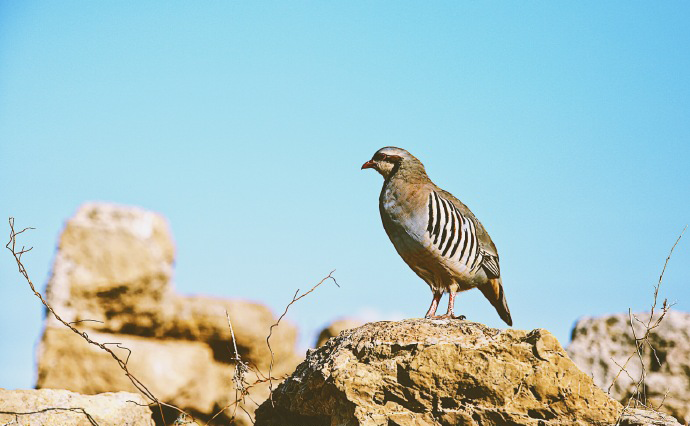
<box><xmin>361</xmin><ymin>146</ymin><xmax>422</xmax><ymax>179</ymax></box>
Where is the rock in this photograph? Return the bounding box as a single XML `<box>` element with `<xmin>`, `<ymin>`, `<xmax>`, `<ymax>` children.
<box><xmin>37</xmin><ymin>326</ymin><xmax>299</xmax><ymax>425</ymax></box>
<box><xmin>163</xmin><ymin>295</ymin><xmax>299</xmax><ymax>370</ymax></box>
<box><xmin>37</xmin><ymin>327</ymin><xmax>223</xmax><ymax>416</ymax></box>
<box><xmin>315</xmin><ymin>318</ymin><xmax>364</xmax><ymax>347</ymax></box>
<box><xmin>0</xmin><ymin>388</ymin><xmax>154</xmax><ymax>425</ymax></box>
<box><xmin>568</xmin><ymin>311</ymin><xmax>690</xmax><ymax>425</ymax></box>
<box><xmin>255</xmin><ymin>319</ymin><xmax>624</xmax><ymax>426</ymax></box>
<box><xmin>44</xmin><ymin>203</ymin><xmax>176</xmax><ymax>331</ymax></box>
<box><xmin>37</xmin><ymin>203</ymin><xmax>301</xmax><ymax>425</ymax></box>
<box><xmin>618</xmin><ymin>409</ymin><xmax>682</xmax><ymax>426</ymax></box>
<box><xmin>43</xmin><ymin>203</ymin><xmax>297</xmax><ymax>367</ymax></box>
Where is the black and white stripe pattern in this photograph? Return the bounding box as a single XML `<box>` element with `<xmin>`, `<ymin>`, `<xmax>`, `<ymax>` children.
<box><xmin>426</xmin><ymin>192</ymin><xmax>482</xmax><ymax>270</ymax></box>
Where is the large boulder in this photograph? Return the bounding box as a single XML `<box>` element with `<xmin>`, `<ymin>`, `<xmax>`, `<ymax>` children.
<box><xmin>255</xmin><ymin>319</ymin><xmax>631</xmax><ymax>426</ymax></box>
<box><xmin>37</xmin><ymin>203</ymin><xmax>300</xmax><ymax>425</ymax></box>
<box><xmin>0</xmin><ymin>388</ymin><xmax>153</xmax><ymax>425</ymax></box>
<box><xmin>568</xmin><ymin>311</ymin><xmax>690</xmax><ymax>425</ymax></box>
<box><xmin>44</xmin><ymin>203</ymin><xmax>176</xmax><ymax>330</ymax></box>
<box><xmin>38</xmin><ymin>327</ymin><xmax>225</xmax><ymax>416</ymax></box>
<box><xmin>618</xmin><ymin>409</ymin><xmax>683</xmax><ymax>426</ymax></box>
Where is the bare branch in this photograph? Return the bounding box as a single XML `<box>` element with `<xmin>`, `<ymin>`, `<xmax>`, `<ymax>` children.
<box><xmin>266</xmin><ymin>270</ymin><xmax>339</xmax><ymax>404</ymax></box>
<box><xmin>225</xmin><ymin>310</ymin><xmax>251</xmax><ymax>396</ymax></box>
<box><xmin>0</xmin><ymin>408</ymin><xmax>98</xmax><ymax>426</ymax></box>
<box><xmin>68</xmin><ymin>319</ymin><xmax>105</xmax><ymax>325</ymax></box>
<box><xmin>610</xmin><ymin>357</ymin><xmax>635</xmax><ymax>383</ymax></box>
<box><xmin>613</xmin><ymin>225</ymin><xmax>686</xmax><ymax>424</ymax></box>
<box><xmin>8</xmin><ymin>216</ymin><xmax>336</xmax><ymax>425</ymax></box>
<box><xmin>6</xmin><ymin>218</ymin><xmax>194</xmax><ymax>425</ymax></box>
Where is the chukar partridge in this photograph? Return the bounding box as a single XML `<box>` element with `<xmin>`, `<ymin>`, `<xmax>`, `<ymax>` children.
<box><xmin>362</xmin><ymin>147</ymin><xmax>512</xmax><ymax>326</ymax></box>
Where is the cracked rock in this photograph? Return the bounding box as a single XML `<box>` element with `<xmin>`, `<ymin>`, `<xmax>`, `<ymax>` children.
<box><xmin>255</xmin><ymin>319</ymin><xmax>626</xmax><ymax>426</ymax></box>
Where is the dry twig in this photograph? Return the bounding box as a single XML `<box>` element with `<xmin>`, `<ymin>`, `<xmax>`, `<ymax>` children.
<box><xmin>6</xmin><ymin>218</ymin><xmax>193</xmax><ymax>425</ymax></box>
<box><xmin>204</xmin><ymin>314</ymin><xmax>295</xmax><ymax>424</ymax></box>
<box><xmin>0</xmin><ymin>408</ymin><xmax>98</xmax><ymax>426</ymax></box>
<box><xmin>266</xmin><ymin>270</ymin><xmax>339</xmax><ymax>403</ymax></box>
<box><xmin>225</xmin><ymin>310</ymin><xmax>250</xmax><ymax>394</ymax></box>
<box><xmin>207</xmin><ymin>271</ymin><xmax>339</xmax><ymax>423</ymax></box>
<box><xmin>7</xmin><ymin>216</ymin><xmax>338</xmax><ymax>425</ymax></box>
<box><xmin>611</xmin><ymin>226</ymin><xmax>686</xmax><ymax>425</ymax></box>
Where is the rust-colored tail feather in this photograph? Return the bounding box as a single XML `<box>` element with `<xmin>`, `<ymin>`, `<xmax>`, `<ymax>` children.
<box><xmin>479</xmin><ymin>278</ymin><xmax>512</xmax><ymax>326</ymax></box>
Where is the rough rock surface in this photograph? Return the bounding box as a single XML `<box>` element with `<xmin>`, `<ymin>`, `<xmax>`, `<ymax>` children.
<box><xmin>37</xmin><ymin>203</ymin><xmax>300</xmax><ymax>425</ymax></box>
<box><xmin>0</xmin><ymin>388</ymin><xmax>153</xmax><ymax>425</ymax></box>
<box><xmin>255</xmin><ymin>319</ymin><xmax>625</xmax><ymax>426</ymax></box>
<box><xmin>315</xmin><ymin>318</ymin><xmax>364</xmax><ymax>347</ymax></box>
<box><xmin>618</xmin><ymin>409</ymin><xmax>682</xmax><ymax>426</ymax></box>
<box><xmin>568</xmin><ymin>311</ymin><xmax>690</xmax><ymax>425</ymax></box>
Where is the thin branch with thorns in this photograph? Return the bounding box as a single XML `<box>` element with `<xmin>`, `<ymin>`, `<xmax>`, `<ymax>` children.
<box><xmin>208</xmin><ymin>271</ymin><xmax>339</xmax><ymax>422</ymax></box>
<box><xmin>205</xmin><ymin>303</ymin><xmax>313</xmax><ymax>425</ymax></box>
<box><xmin>0</xmin><ymin>408</ymin><xmax>98</xmax><ymax>426</ymax></box>
<box><xmin>266</xmin><ymin>270</ymin><xmax>339</xmax><ymax>403</ymax></box>
<box><xmin>7</xmin><ymin>216</ymin><xmax>339</xmax><ymax>425</ymax></box>
<box><xmin>6</xmin><ymin>217</ymin><xmax>193</xmax><ymax>425</ymax></box>
<box><xmin>225</xmin><ymin>310</ymin><xmax>250</xmax><ymax>395</ymax></box>
<box><xmin>612</xmin><ymin>225</ymin><xmax>686</xmax><ymax>425</ymax></box>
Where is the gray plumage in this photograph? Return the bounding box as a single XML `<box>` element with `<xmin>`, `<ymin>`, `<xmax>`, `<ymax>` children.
<box><xmin>362</xmin><ymin>146</ymin><xmax>512</xmax><ymax>325</ymax></box>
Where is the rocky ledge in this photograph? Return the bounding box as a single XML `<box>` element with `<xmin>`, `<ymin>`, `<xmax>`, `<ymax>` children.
<box><xmin>0</xmin><ymin>389</ymin><xmax>153</xmax><ymax>425</ymax></box>
<box><xmin>36</xmin><ymin>202</ymin><xmax>300</xmax><ymax>425</ymax></box>
<box><xmin>568</xmin><ymin>311</ymin><xmax>690</xmax><ymax>425</ymax></box>
<box><xmin>255</xmin><ymin>319</ymin><xmax>679</xmax><ymax>426</ymax></box>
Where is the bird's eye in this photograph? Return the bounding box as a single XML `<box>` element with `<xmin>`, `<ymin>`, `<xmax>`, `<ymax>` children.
<box><xmin>374</xmin><ymin>153</ymin><xmax>387</xmax><ymax>161</ymax></box>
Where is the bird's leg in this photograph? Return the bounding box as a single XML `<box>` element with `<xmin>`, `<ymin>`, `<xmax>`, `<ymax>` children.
<box><xmin>434</xmin><ymin>292</ymin><xmax>466</xmax><ymax>320</ymax></box>
<box><xmin>424</xmin><ymin>292</ymin><xmax>442</xmax><ymax>318</ymax></box>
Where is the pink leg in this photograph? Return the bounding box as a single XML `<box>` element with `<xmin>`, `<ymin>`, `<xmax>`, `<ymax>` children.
<box><xmin>428</xmin><ymin>292</ymin><xmax>467</xmax><ymax>320</ymax></box>
<box><xmin>424</xmin><ymin>293</ymin><xmax>442</xmax><ymax>318</ymax></box>
<box><xmin>446</xmin><ymin>292</ymin><xmax>457</xmax><ymax>316</ymax></box>
<box><xmin>443</xmin><ymin>292</ymin><xmax>466</xmax><ymax>320</ymax></box>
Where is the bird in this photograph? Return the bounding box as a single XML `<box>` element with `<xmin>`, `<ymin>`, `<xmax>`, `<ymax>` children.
<box><xmin>361</xmin><ymin>147</ymin><xmax>512</xmax><ymax>326</ymax></box>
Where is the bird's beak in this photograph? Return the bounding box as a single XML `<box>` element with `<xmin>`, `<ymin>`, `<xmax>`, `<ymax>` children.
<box><xmin>361</xmin><ymin>160</ymin><xmax>375</xmax><ymax>170</ymax></box>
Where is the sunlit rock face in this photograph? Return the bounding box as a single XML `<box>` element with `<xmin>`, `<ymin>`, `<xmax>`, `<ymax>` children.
<box><xmin>255</xmin><ymin>318</ymin><xmax>640</xmax><ymax>426</ymax></box>
<box><xmin>0</xmin><ymin>388</ymin><xmax>154</xmax><ymax>425</ymax></box>
<box><xmin>568</xmin><ymin>311</ymin><xmax>690</xmax><ymax>425</ymax></box>
<box><xmin>37</xmin><ymin>202</ymin><xmax>300</xmax><ymax>425</ymax></box>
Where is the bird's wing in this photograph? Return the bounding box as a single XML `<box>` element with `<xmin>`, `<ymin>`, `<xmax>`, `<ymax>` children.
<box><xmin>437</xmin><ymin>189</ymin><xmax>501</xmax><ymax>278</ymax></box>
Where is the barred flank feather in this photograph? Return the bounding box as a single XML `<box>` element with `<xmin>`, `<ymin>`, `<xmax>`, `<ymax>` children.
<box><xmin>427</xmin><ymin>192</ymin><xmax>482</xmax><ymax>271</ymax></box>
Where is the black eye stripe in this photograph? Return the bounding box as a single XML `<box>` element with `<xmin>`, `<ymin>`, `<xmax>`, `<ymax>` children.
<box><xmin>373</xmin><ymin>152</ymin><xmax>389</xmax><ymax>161</ymax></box>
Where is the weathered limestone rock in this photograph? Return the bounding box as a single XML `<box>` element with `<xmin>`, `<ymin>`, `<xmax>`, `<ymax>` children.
<box><xmin>44</xmin><ymin>203</ymin><xmax>176</xmax><ymax>331</ymax></box>
<box><xmin>0</xmin><ymin>388</ymin><xmax>153</xmax><ymax>425</ymax></box>
<box><xmin>37</xmin><ymin>203</ymin><xmax>300</xmax><ymax>425</ymax></box>
<box><xmin>162</xmin><ymin>295</ymin><xmax>299</xmax><ymax>370</ymax></box>
<box><xmin>37</xmin><ymin>328</ymin><xmax>223</xmax><ymax>416</ymax></box>
<box><xmin>315</xmin><ymin>318</ymin><xmax>364</xmax><ymax>347</ymax></box>
<box><xmin>619</xmin><ymin>409</ymin><xmax>682</xmax><ymax>426</ymax></box>
<box><xmin>37</xmin><ymin>327</ymin><xmax>299</xmax><ymax>425</ymax></box>
<box><xmin>43</xmin><ymin>203</ymin><xmax>297</xmax><ymax>367</ymax></box>
<box><xmin>568</xmin><ymin>311</ymin><xmax>690</xmax><ymax>425</ymax></box>
<box><xmin>255</xmin><ymin>319</ymin><xmax>626</xmax><ymax>426</ymax></box>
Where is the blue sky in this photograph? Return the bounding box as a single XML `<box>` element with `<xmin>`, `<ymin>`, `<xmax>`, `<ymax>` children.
<box><xmin>1</xmin><ymin>2</ymin><xmax>689</xmax><ymax>390</ymax></box>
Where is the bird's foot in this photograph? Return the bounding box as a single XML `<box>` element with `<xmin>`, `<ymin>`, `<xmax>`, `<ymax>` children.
<box><xmin>425</xmin><ymin>313</ymin><xmax>466</xmax><ymax>320</ymax></box>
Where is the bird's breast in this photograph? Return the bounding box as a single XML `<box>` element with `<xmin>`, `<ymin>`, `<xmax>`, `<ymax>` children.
<box><xmin>380</xmin><ymin>183</ymin><xmax>428</xmax><ymax>243</ymax></box>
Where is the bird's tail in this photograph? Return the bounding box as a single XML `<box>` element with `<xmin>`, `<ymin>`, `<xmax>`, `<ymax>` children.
<box><xmin>479</xmin><ymin>278</ymin><xmax>513</xmax><ymax>326</ymax></box>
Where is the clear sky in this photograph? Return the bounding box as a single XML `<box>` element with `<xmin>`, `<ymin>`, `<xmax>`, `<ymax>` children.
<box><xmin>1</xmin><ymin>2</ymin><xmax>689</xmax><ymax>390</ymax></box>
